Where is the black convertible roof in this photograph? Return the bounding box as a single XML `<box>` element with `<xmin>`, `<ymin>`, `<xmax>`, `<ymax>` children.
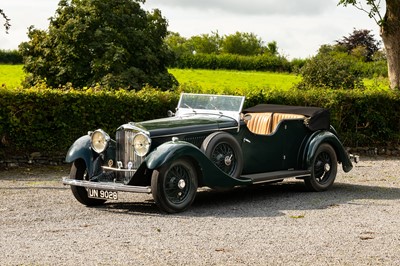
<box><xmin>243</xmin><ymin>104</ymin><xmax>330</xmax><ymax>131</ymax></box>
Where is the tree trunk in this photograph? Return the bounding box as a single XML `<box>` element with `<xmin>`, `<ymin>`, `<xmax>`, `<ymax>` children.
<box><xmin>381</xmin><ymin>0</ymin><xmax>400</xmax><ymax>89</ymax></box>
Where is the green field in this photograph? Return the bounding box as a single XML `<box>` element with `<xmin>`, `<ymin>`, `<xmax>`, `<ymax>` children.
<box><xmin>0</xmin><ymin>64</ymin><xmax>389</xmax><ymax>91</ymax></box>
<box><xmin>0</xmin><ymin>65</ymin><xmax>25</xmax><ymax>88</ymax></box>
<box><xmin>169</xmin><ymin>68</ymin><xmax>301</xmax><ymax>93</ymax></box>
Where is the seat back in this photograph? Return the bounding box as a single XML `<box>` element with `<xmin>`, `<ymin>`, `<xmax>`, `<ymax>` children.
<box><xmin>271</xmin><ymin>113</ymin><xmax>305</xmax><ymax>133</ymax></box>
<box><xmin>245</xmin><ymin>112</ymin><xmax>273</xmax><ymax>135</ymax></box>
<box><xmin>246</xmin><ymin>112</ymin><xmax>305</xmax><ymax>135</ymax></box>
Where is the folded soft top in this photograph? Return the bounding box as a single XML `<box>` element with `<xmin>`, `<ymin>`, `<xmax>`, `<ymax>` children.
<box><xmin>243</xmin><ymin>104</ymin><xmax>330</xmax><ymax>131</ymax></box>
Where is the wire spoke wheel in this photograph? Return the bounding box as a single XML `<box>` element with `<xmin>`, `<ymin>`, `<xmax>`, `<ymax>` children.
<box><xmin>305</xmin><ymin>144</ymin><xmax>337</xmax><ymax>192</ymax></box>
<box><xmin>151</xmin><ymin>159</ymin><xmax>198</xmax><ymax>213</ymax></box>
<box><xmin>201</xmin><ymin>132</ymin><xmax>243</xmax><ymax>179</ymax></box>
<box><xmin>211</xmin><ymin>142</ymin><xmax>237</xmax><ymax>176</ymax></box>
<box><xmin>313</xmin><ymin>152</ymin><xmax>333</xmax><ymax>184</ymax></box>
<box><xmin>164</xmin><ymin>164</ymin><xmax>192</xmax><ymax>204</ymax></box>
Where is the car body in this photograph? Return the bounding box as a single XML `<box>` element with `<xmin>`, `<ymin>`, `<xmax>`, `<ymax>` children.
<box><xmin>63</xmin><ymin>93</ymin><xmax>356</xmax><ymax>213</ymax></box>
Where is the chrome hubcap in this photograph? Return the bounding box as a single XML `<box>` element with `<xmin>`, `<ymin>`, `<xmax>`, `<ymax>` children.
<box><xmin>224</xmin><ymin>155</ymin><xmax>233</xmax><ymax>166</ymax></box>
<box><xmin>324</xmin><ymin>163</ymin><xmax>331</xmax><ymax>172</ymax></box>
<box><xmin>178</xmin><ymin>179</ymin><xmax>186</xmax><ymax>189</ymax></box>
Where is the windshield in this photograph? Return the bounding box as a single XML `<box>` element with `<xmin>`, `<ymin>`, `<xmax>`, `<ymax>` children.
<box><xmin>177</xmin><ymin>93</ymin><xmax>245</xmax><ymax>113</ymax></box>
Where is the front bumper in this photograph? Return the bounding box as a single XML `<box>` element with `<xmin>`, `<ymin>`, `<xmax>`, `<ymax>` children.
<box><xmin>62</xmin><ymin>178</ymin><xmax>151</xmax><ymax>193</ymax></box>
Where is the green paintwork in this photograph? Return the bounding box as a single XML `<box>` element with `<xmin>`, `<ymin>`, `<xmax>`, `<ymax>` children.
<box><xmin>305</xmin><ymin>131</ymin><xmax>353</xmax><ymax>172</ymax></box>
<box><xmin>65</xmin><ymin>134</ymin><xmax>116</xmax><ymax>177</ymax></box>
<box><xmin>240</xmin><ymin>119</ymin><xmax>310</xmax><ymax>174</ymax></box>
<box><xmin>145</xmin><ymin>140</ymin><xmax>252</xmax><ymax>188</ymax></box>
<box><xmin>65</xmin><ymin>135</ymin><xmax>93</xmax><ymax>173</ymax></box>
<box><xmin>137</xmin><ymin>114</ymin><xmax>237</xmax><ymax>137</ymax></box>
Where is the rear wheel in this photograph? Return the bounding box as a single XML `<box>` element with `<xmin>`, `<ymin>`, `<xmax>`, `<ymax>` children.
<box><xmin>151</xmin><ymin>159</ymin><xmax>198</xmax><ymax>213</ymax></box>
<box><xmin>304</xmin><ymin>144</ymin><xmax>337</xmax><ymax>192</ymax></box>
<box><xmin>70</xmin><ymin>160</ymin><xmax>106</xmax><ymax>206</ymax></box>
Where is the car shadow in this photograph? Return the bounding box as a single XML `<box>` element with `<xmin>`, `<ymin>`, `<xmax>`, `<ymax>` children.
<box><xmin>95</xmin><ymin>180</ymin><xmax>400</xmax><ymax>217</ymax></box>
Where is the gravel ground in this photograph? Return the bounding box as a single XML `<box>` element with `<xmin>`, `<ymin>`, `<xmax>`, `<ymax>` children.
<box><xmin>1</xmin><ymin>157</ymin><xmax>400</xmax><ymax>265</ymax></box>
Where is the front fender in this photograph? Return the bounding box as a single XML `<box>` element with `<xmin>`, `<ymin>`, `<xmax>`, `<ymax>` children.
<box><xmin>305</xmin><ymin>131</ymin><xmax>353</xmax><ymax>173</ymax></box>
<box><xmin>145</xmin><ymin>141</ymin><xmax>251</xmax><ymax>188</ymax></box>
<box><xmin>65</xmin><ymin>135</ymin><xmax>94</xmax><ymax>174</ymax></box>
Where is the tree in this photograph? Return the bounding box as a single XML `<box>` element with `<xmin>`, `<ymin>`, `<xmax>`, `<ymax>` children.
<box><xmin>266</xmin><ymin>41</ymin><xmax>278</xmax><ymax>55</ymax></box>
<box><xmin>19</xmin><ymin>0</ymin><xmax>177</xmax><ymax>90</ymax></box>
<box><xmin>221</xmin><ymin>32</ymin><xmax>263</xmax><ymax>56</ymax></box>
<box><xmin>336</xmin><ymin>28</ymin><xmax>380</xmax><ymax>61</ymax></box>
<box><xmin>165</xmin><ymin>32</ymin><xmax>190</xmax><ymax>58</ymax></box>
<box><xmin>338</xmin><ymin>0</ymin><xmax>400</xmax><ymax>89</ymax></box>
<box><xmin>0</xmin><ymin>8</ymin><xmax>11</xmax><ymax>33</ymax></box>
<box><xmin>187</xmin><ymin>31</ymin><xmax>222</xmax><ymax>54</ymax></box>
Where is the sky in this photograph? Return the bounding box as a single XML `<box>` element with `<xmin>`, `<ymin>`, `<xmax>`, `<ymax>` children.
<box><xmin>0</xmin><ymin>0</ymin><xmax>383</xmax><ymax>59</ymax></box>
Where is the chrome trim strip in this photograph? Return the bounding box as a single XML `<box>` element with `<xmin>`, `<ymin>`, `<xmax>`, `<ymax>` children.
<box><xmin>62</xmin><ymin>178</ymin><xmax>151</xmax><ymax>193</ymax></box>
<box><xmin>102</xmin><ymin>166</ymin><xmax>137</xmax><ymax>173</ymax></box>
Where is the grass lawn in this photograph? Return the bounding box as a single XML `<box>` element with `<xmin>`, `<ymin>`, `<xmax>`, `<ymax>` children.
<box><xmin>169</xmin><ymin>68</ymin><xmax>301</xmax><ymax>94</ymax></box>
<box><xmin>0</xmin><ymin>64</ymin><xmax>389</xmax><ymax>92</ymax></box>
<box><xmin>0</xmin><ymin>64</ymin><xmax>25</xmax><ymax>88</ymax></box>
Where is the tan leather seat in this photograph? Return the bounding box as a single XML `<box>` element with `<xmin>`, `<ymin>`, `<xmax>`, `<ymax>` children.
<box><xmin>245</xmin><ymin>112</ymin><xmax>273</xmax><ymax>135</ymax></box>
<box><xmin>246</xmin><ymin>112</ymin><xmax>305</xmax><ymax>135</ymax></box>
<box><xmin>270</xmin><ymin>113</ymin><xmax>305</xmax><ymax>133</ymax></box>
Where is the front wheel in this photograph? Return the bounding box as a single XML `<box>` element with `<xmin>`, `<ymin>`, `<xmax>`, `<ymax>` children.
<box><xmin>304</xmin><ymin>144</ymin><xmax>338</xmax><ymax>192</ymax></box>
<box><xmin>70</xmin><ymin>159</ymin><xmax>106</xmax><ymax>206</ymax></box>
<box><xmin>151</xmin><ymin>158</ymin><xmax>198</xmax><ymax>213</ymax></box>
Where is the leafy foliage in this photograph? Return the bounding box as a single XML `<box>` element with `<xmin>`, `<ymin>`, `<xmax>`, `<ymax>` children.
<box><xmin>298</xmin><ymin>52</ymin><xmax>364</xmax><ymax>90</ymax></box>
<box><xmin>166</xmin><ymin>31</ymin><xmax>279</xmax><ymax>58</ymax></box>
<box><xmin>1</xmin><ymin>84</ymin><xmax>400</xmax><ymax>157</ymax></box>
<box><xmin>173</xmin><ymin>53</ymin><xmax>291</xmax><ymax>72</ymax></box>
<box><xmin>221</xmin><ymin>32</ymin><xmax>263</xmax><ymax>56</ymax></box>
<box><xmin>0</xmin><ymin>49</ymin><xmax>22</xmax><ymax>64</ymax></box>
<box><xmin>336</xmin><ymin>28</ymin><xmax>380</xmax><ymax>61</ymax></box>
<box><xmin>19</xmin><ymin>0</ymin><xmax>177</xmax><ymax>90</ymax></box>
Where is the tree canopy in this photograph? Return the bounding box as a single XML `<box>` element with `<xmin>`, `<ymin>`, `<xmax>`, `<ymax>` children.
<box><xmin>336</xmin><ymin>28</ymin><xmax>380</xmax><ymax>61</ymax></box>
<box><xmin>19</xmin><ymin>0</ymin><xmax>177</xmax><ymax>90</ymax></box>
<box><xmin>165</xmin><ymin>31</ymin><xmax>279</xmax><ymax>57</ymax></box>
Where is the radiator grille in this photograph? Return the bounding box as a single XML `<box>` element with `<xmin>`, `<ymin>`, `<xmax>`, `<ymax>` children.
<box><xmin>116</xmin><ymin>128</ymin><xmax>145</xmax><ymax>181</ymax></box>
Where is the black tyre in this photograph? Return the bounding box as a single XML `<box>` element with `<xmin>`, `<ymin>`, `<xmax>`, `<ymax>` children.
<box><xmin>201</xmin><ymin>132</ymin><xmax>243</xmax><ymax>179</ymax></box>
<box><xmin>151</xmin><ymin>159</ymin><xmax>198</xmax><ymax>213</ymax></box>
<box><xmin>304</xmin><ymin>143</ymin><xmax>338</xmax><ymax>192</ymax></box>
<box><xmin>70</xmin><ymin>160</ymin><xmax>106</xmax><ymax>206</ymax></box>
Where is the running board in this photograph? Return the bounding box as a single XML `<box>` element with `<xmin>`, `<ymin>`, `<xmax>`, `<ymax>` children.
<box><xmin>241</xmin><ymin>170</ymin><xmax>311</xmax><ymax>184</ymax></box>
<box><xmin>62</xmin><ymin>178</ymin><xmax>151</xmax><ymax>193</ymax></box>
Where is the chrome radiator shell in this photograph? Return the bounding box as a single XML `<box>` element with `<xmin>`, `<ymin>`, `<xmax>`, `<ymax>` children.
<box><xmin>115</xmin><ymin>128</ymin><xmax>145</xmax><ymax>182</ymax></box>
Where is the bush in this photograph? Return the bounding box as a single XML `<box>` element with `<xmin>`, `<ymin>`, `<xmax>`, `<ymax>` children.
<box><xmin>297</xmin><ymin>53</ymin><xmax>364</xmax><ymax>90</ymax></box>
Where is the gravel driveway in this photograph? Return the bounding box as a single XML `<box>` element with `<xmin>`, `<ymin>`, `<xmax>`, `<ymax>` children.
<box><xmin>1</xmin><ymin>157</ymin><xmax>400</xmax><ymax>265</ymax></box>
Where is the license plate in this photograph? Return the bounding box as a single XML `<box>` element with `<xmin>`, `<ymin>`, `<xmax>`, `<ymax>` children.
<box><xmin>87</xmin><ymin>188</ymin><xmax>118</xmax><ymax>200</ymax></box>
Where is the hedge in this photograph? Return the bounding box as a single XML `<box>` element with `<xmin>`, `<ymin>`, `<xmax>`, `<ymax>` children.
<box><xmin>1</xmin><ymin>84</ymin><xmax>400</xmax><ymax>159</ymax></box>
<box><xmin>173</xmin><ymin>53</ymin><xmax>293</xmax><ymax>72</ymax></box>
<box><xmin>0</xmin><ymin>85</ymin><xmax>178</xmax><ymax>157</ymax></box>
<box><xmin>0</xmin><ymin>49</ymin><xmax>23</xmax><ymax>64</ymax></box>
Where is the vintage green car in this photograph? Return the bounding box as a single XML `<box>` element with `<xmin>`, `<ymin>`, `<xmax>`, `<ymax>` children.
<box><xmin>63</xmin><ymin>93</ymin><xmax>356</xmax><ymax>213</ymax></box>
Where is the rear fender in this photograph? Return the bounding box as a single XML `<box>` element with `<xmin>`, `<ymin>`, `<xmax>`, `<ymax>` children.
<box><xmin>304</xmin><ymin>131</ymin><xmax>353</xmax><ymax>172</ymax></box>
<box><xmin>145</xmin><ymin>141</ymin><xmax>251</xmax><ymax>188</ymax></box>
